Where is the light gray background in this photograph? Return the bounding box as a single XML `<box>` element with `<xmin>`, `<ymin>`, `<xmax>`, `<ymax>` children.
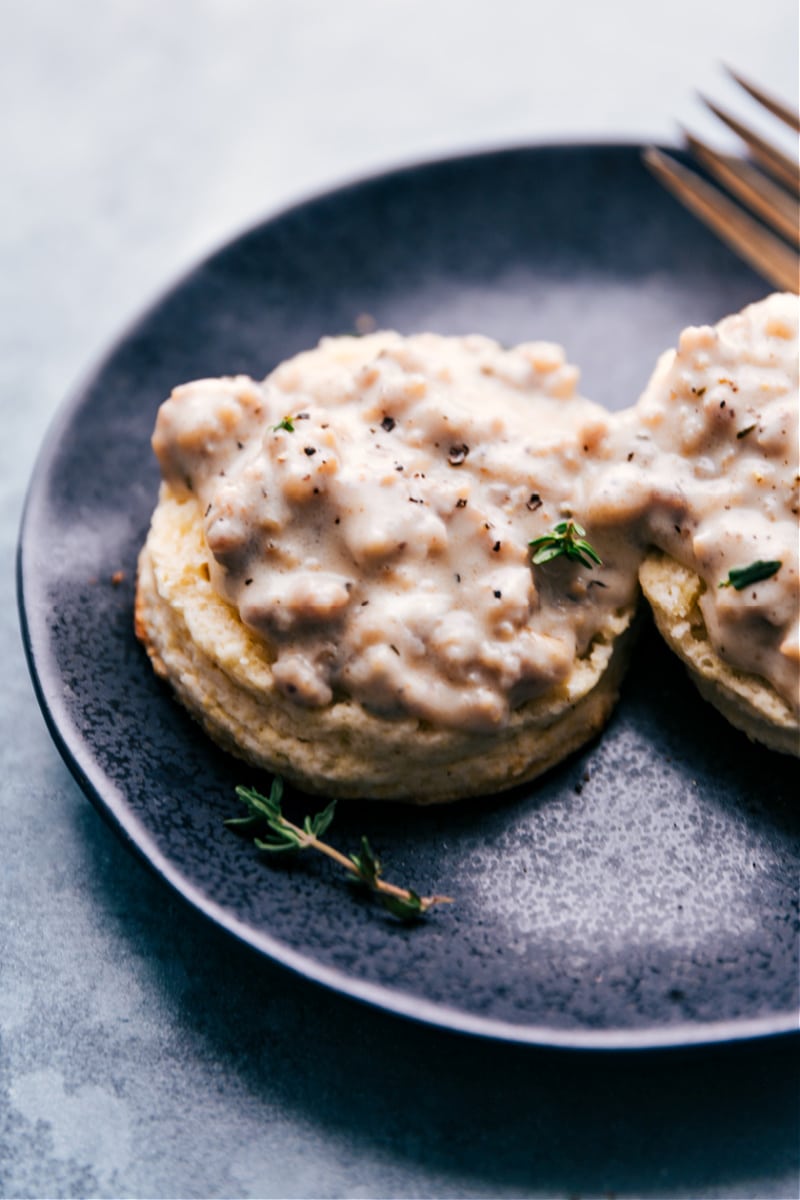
<box><xmin>2</xmin><ymin>2</ymin><xmax>798</xmax><ymax>1197</ymax></box>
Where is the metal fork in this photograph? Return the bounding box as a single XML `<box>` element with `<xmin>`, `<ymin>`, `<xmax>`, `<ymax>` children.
<box><xmin>644</xmin><ymin>68</ymin><xmax>799</xmax><ymax>292</ymax></box>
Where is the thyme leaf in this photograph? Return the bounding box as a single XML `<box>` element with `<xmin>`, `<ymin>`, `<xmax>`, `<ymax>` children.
<box><xmin>529</xmin><ymin>519</ymin><xmax>603</xmax><ymax>570</ymax></box>
<box><xmin>227</xmin><ymin>780</ymin><xmax>451</xmax><ymax>920</ymax></box>
<box><xmin>270</xmin><ymin>415</ymin><xmax>296</xmax><ymax>433</ymax></box>
<box><xmin>719</xmin><ymin>560</ymin><xmax>782</xmax><ymax>590</ymax></box>
<box><xmin>350</xmin><ymin>835</ymin><xmax>381</xmax><ymax>889</ymax></box>
<box><xmin>381</xmin><ymin>889</ymin><xmax>425</xmax><ymax>919</ymax></box>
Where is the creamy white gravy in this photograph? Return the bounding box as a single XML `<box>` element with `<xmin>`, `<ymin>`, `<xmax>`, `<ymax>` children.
<box><xmin>153</xmin><ymin>333</ymin><xmax>636</xmax><ymax>732</ymax></box>
<box><xmin>151</xmin><ymin>295</ymin><xmax>800</xmax><ymax>732</ymax></box>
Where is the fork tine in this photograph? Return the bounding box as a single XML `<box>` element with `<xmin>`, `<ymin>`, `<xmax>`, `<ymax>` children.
<box><xmin>643</xmin><ymin>148</ymin><xmax>799</xmax><ymax>293</ymax></box>
<box><xmin>699</xmin><ymin>95</ymin><xmax>800</xmax><ymax>194</ymax></box>
<box><xmin>725</xmin><ymin>66</ymin><xmax>800</xmax><ymax>133</ymax></box>
<box><xmin>683</xmin><ymin>129</ymin><xmax>800</xmax><ymax>246</ymax></box>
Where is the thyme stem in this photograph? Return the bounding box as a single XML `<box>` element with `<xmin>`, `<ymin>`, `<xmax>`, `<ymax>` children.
<box><xmin>227</xmin><ymin>780</ymin><xmax>451</xmax><ymax>918</ymax></box>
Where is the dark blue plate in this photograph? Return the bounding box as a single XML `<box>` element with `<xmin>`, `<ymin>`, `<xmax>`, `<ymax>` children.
<box><xmin>18</xmin><ymin>144</ymin><xmax>799</xmax><ymax>1048</ymax></box>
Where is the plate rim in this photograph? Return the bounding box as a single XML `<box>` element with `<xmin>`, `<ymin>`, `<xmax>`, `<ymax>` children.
<box><xmin>17</xmin><ymin>139</ymin><xmax>800</xmax><ymax>1051</ymax></box>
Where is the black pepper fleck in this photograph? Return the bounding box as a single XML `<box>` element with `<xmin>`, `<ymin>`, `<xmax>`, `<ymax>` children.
<box><xmin>381</xmin><ymin>416</ymin><xmax>396</xmax><ymax>432</ymax></box>
<box><xmin>448</xmin><ymin>444</ymin><xmax>469</xmax><ymax>466</ymax></box>
<box><xmin>526</xmin><ymin>493</ymin><xmax>542</xmax><ymax>511</ymax></box>
<box><xmin>304</xmin><ymin>447</ymin><xmax>316</xmax><ymax>456</ymax></box>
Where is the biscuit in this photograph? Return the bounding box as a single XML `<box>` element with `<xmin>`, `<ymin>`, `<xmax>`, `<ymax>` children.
<box><xmin>136</xmin><ymin>332</ymin><xmax>640</xmax><ymax>801</ymax></box>
<box><xmin>584</xmin><ymin>293</ymin><xmax>799</xmax><ymax>757</ymax></box>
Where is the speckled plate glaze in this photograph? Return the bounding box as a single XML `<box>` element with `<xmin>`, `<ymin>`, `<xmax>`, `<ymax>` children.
<box><xmin>18</xmin><ymin>145</ymin><xmax>800</xmax><ymax>1049</ymax></box>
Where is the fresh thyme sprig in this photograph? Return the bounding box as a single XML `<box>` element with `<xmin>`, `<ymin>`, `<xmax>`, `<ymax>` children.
<box><xmin>529</xmin><ymin>519</ymin><xmax>603</xmax><ymax>570</ymax></box>
<box><xmin>226</xmin><ymin>778</ymin><xmax>452</xmax><ymax>920</ymax></box>
<box><xmin>719</xmin><ymin>560</ymin><xmax>782</xmax><ymax>590</ymax></box>
<box><xmin>270</xmin><ymin>415</ymin><xmax>296</xmax><ymax>433</ymax></box>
